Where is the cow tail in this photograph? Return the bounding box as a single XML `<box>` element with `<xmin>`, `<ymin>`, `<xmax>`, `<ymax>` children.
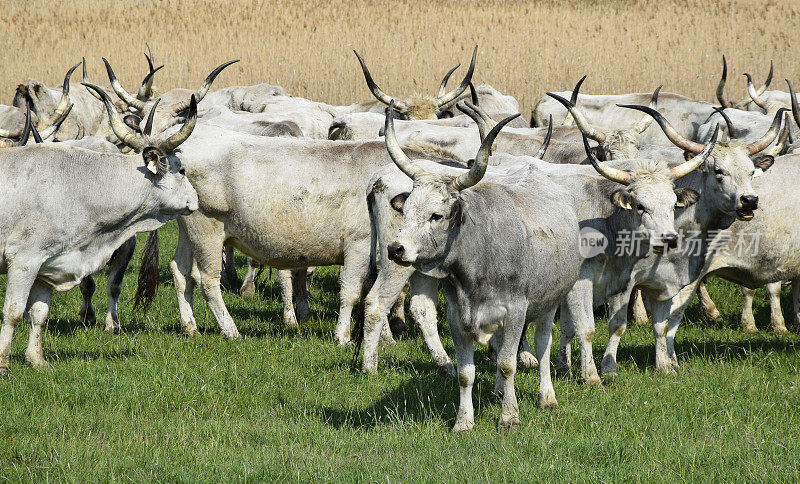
<box><xmin>134</xmin><ymin>230</ymin><xmax>160</xmax><ymax>312</ymax></box>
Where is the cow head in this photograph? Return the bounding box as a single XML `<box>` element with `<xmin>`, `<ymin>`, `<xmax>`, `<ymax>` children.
<box><xmin>83</xmin><ymin>83</ymin><xmax>199</xmax><ymax>217</ymax></box>
<box><xmin>621</xmin><ymin>102</ymin><xmax>785</xmax><ymax>221</ymax></box>
<box><xmin>102</xmin><ymin>58</ymin><xmax>238</xmax><ymax>135</ymax></box>
<box><xmin>716</xmin><ymin>56</ymin><xmax>772</xmax><ymax>110</ymax></box>
<box><xmin>353</xmin><ymin>47</ymin><xmax>476</xmax><ymax>120</ymax></box>
<box><xmin>12</xmin><ymin>62</ymin><xmax>81</xmax><ymax>140</ymax></box>
<box><xmin>546</xmin><ymin>80</ymin><xmax>662</xmax><ymax>161</ymax></box>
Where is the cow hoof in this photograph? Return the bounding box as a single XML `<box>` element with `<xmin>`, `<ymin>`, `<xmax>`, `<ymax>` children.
<box><xmin>452</xmin><ymin>419</ymin><xmax>474</xmax><ymax>433</ymax></box>
<box><xmin>379</xmin><ymin>332</ymin><xmax>396</xmax><ymax>346</ymax></box>
<box><xmin>773</xmin><ymin>326</ymin><xmax>789</xmax><ymax>336</ymax></box>
<box><xmin>388</xmin><ymin>316</ymin><xmax>408</xmax><ymax>337</ymax></box>
<box><xmin>584</xmin><ymin>373</ymin><xmax>602</xmax><ymax>387</ymax></box>
<box><xmin>79</xmin><ymin>308</ymin><xmax>96</xmax><ymax>325</ymax></box>
<box><xmin>741</xmin><ymin>322</ymin><xmax>758</xmax><ymax>334</ymax></box>
<box><xmin>334</xmin><ymin>334</ymin><xmax>351</xmax><ymax>346</ymax></box>
<box><xmin>518</xmin><ymin>351</ymin><xmax>538</xmax><ymax>369</ymax></box>
<box><xmin>240</xmin><ymin>284</ymin><xmax>256</xmax><ymax>298</ymax></box>
<box><xmin>600</xmin><ymin>355</ymin><xmax>617</xmax><ymax>376</ymax></box>
<box><xmin>498</xmin><ymin>414</ymin><xmax>520</xmax><ymax>429</ymax></box>
<box><xmin>656</xmin><ymin>363</ymin><xmax>677</xmax><ymax>375</ymax></box>
<box><xmin>361</xmin><ymin>360</ymin><xmax>378</xmax><ymax>375</ymax></box>
<box><xmin>105</xmin><ymin>318</ymin><xmax>121</xmax><ymax>335</ymax></box>
<box><xmin>539</xmin><ymin>392</ymin><xmax>558</xmax><ymax>410</ymax></box>
<box><xmin>181</xmin><ymin>326</ymin><xmax>200</xmax><ymax>337</ymax></box>
<box><xmin>296</xmin><ymin>306</ymin><xmax>311</xmax><ymax>323</ymax></box>
<box><xmin>222</xmin><ymin>330</ymin><xmax>242</xmax><ymax>340</ymax></box>
<box><xmin>25</xmin><ymin>356</ymin><xmax>49</xmax><ymax>370</ymax></box>
<box><xmin>283</xmin><ymin>312</ymin><xmax>300</xmax><ymax>330</ymax></box>
<box><xmin>438</xmin><ymin>362</ymin><xmax>456</xmax><ymax>379</ymax></box>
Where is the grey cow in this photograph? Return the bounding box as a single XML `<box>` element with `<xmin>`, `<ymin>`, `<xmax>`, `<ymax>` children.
<box><xmin>0</xmin><ymin>94</ymin><xmax>199</xmax><ymax>375</ymax></box>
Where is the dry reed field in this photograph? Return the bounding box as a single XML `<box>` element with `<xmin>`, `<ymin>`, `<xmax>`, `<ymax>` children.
<box><xmin>3</xmin><ymin>0</ymin><xmax>800</xmax><ymax>114</ymax></box>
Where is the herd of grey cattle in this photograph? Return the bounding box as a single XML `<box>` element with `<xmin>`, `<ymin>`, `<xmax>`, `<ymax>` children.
<box><xmin>1</xmin><ymin>45</ymin><xmax>799</xmax><ymax>431</ymax></box>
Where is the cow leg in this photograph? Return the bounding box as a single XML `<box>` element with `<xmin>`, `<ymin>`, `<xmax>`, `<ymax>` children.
<box><xmin>170</xmin><ymin>221</ymin><xmax>200</xmax><ymax>336</ymax></box>
<box><xmin>698</xmin><ymin>278</ymin><xmax>723</xmax><ymax>322</ymax></box>
<box><xmin>601</xmin><ymin>288</ymin><xmax>633</xmax><ymax>376</ymax></box>
<box><xmin>740</xmin><ymin>286</ymin><xmax>758</xmax><ymax>333</ymax></box>
<box><xmin>361</xmin><ymin>262</ymin><xmax>415</xmax><ymax>373</ymax></box>
<box><xmin>554</xmin><ymin>299</ymin><xmax>574</xmax><ymax>380</ymax></box>
<box><xmin>791</xmin><ymin>279</ymin><xmax>800</xmax><ymax>332</ymax></box>
<box><xmin>651</xmin><ymin>281</ymin><xmax>699</xmax><ymax>373</ymax></box>
<box><xmin>534</xmin><ymin>307</ymin><xmax>559</xmax><ymax>409</ymax></box>
<box><xmin>219</xmin><ymin>246</ymin><xmax>242</xmax><ymax>292</ymax></box>
<box><xmin>104</xmin><ymin>237</ymin><xmax>135</xmax><ymax>334</ymax></box>
<box><xmin>495</xmin><ymin>305</ymin><xmax>526</xmax><ymax>429</ymax></box>
<box><xmin>518</xmin><ymin>335</ymin><xmax>538</xmax><ymax>369</ymax></box>
<box><xmin>0</xmin><ymin>264</ymin><xmax>40</xmax><ymax>375</ymax></box>
<box><xmin>240</xmin><ymin>258</ymin><xmax>260</xmax><ymax>297</ymax></box>
<box><xmin>767</xmin><ymin>282</ymin><xmax>788</xmax><ymax>335</ymax></box>
<box><xmin>292</xmin><ymin>268</ymin><xmax>311</xmax><ymax>323</ymax></box>
<box><xmin>334</xmin><ymin>250</ymin><xmax>370</xmax><ymax>347</ymax></box>
<box><xmin>408</xmin><ymin>272</ymin><xmax>454</xmax><ymax>376</ymax></box>
<box><xmin>198</xmin><ymin>245</ymin><xmax>241</xmax><ymax>339</ymax></box>
<box><xmin>24</xmin><ymin>282</ymin><xmax>53</xmax><ymax>369</ymax></box>
<box><xmin>388</xmin><ymin>282</ymin><xmax>409</xmax><ymax>335</ymax></box>
<box><xmin>630</xmin><ymin>289</ymin><xmax>649</xmax><ymax>326</ymax></box>
<box><xmin>277</xmin><ymin>269</ymin><xmax>299</xmax><ymax>329</ymax></box>
<box><xmin>562</xmin><ymin>281</ymin><xmax>600</xmax><ymax>385</ymax></box>
<box><xmin>447</xmin><ymin>302</ymin><xmax>475</xmax><ymax>433</ymax></box>
<box><xmin>78</xmin><ymin>276</ymin><xmax>97</xmax><ymax>325</ymax></box>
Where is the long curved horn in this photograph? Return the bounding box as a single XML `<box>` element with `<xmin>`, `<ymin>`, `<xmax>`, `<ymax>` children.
<box><xmin>38</xmin><ymin>104</ymin><xmax>73</xmax><ymax>140</ymax></box>
<box><xmin>437</xmin><ymin>46</ymin><xmax>477</xmax><ymax>107</ymax></box>
<box><xmin>617</xmin><ymin>103</ymin><xmax>705</xmax><ymax>153</ymax></box>
<box><xmin>766</xmin><ymin>112</ymin><xmax>791</xmax><ymax>157</ymax></box>
<box><xmin>82</xmin><ymin>82</ymin><xmax>143</xmax><ymax>151</ymax></box>
<box><xmin>137</xmin><ymin>64</ymin><xmax>164</xmax><ymax>101</ymax></box>
<box><xmin>747</xmin><ymin>107</ymin><xmax>787</xmax><ymax>154</ymax></box>
<box><xmin>535</xmin><ymin>115</ymin><xmax>553</xmax><ymax>159</ymax></box>
<box><xmin>582</xmin><ymin>132</ymin><xmax>630</xmax><ymax>185</ymax></box>
<box><xmin>82</xmin><ymin>57</ymin><xmax>102</xmax><ymax>101</ymax></box>
<box><xmin>468</xmin><ymin>81</ymin><xmax>479</xmax><ymax>106</ymax></box>
<box><xmin>570</xmin><ymin>75</ymin><xmax>587</xmax><ymax>105</ymax></box>
<box><xmin>47</xmin><ymin>62</ymin><xmax>80</xmax><ymax>124</ymax></box>
<box><xmin>456</xmin><ymin>102</ymin><xmax>488</xmax><ymax>144</ymax></box>
<box><xmin>744</xmin><ymin>73</ymin><xmax>767</xmax><ymax>110</ymax></box>
<box><xmin>161</xmin><ymin>95</ymin><xmax>197</xmax><ymax>152</ymax></box>
<box><xmin>142</xmin><ymin>98</ymin><xmax>161</xmax><ymax>136</ymax></box>
<box><xmin>437</xmin><ymin>63</ymin><xmax>460</xmax><ymax>98</ymax></box>
<box><xmin>716</xmin><ymin>55</ymin><xmax>731</xmax><ymax>108</ymax></box>
<box><xmin>672</xmin><ymin>125</ymin><xmax>719</xmax><ymax>179</ymax></box>
<box><xmin>711</xmin><ymin>106</ymin><xmax>737</xmax><ymax>139</ymax></box>
<box><xmin>354</xmin><ymin>50</ymin><xmax>397</xmax><ymax>107</ymax></box>
<box><xmin>170</xmin><ymin>60</ymin><xmax>239</xmax><ymax>114</ymax></box>
<box><xmin>103</xmin><ymin>58</ymin><xmax>147</xmax><ymax>111</ymax></box>
<box><xmin>451</xmin><ymin>113</ymin><xmax>520</xmax><ymax>190</ymax></box>
<box><xmin>384</xmin><ymin>100</ymin><xmax>425</xmax><ymax>180</ymax></box>
<box><xmin>633</xmin><ymin>85</ymin><xmax>661</xmax><ymax>134</ymax></box>
<box><xmin>547</xmin><ymin>91</ymin><xmax>606</xmax><ymax>143</ymax></box>
<box><xmin>787</xmin><ymin>79</ymin><xmax>800</xmax><ymax>131</ymax></box>
<box><xmin>464</xmin><ymin>100</ymin><xmax>496</xmax><ymax>129</ymax></box>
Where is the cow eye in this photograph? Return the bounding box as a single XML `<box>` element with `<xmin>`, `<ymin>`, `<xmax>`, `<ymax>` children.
<box><xmin>430</xmin><ymin>213</ymin><xmax>443</xmax><ymax>222</ymax></box>
<box><xmin>714</xmin><ymin>168</ymin><xmax>724</xmax><ymax>176</ymax></box>
<box><xmin>636</xmin><ymin>204</ymin><xmax>645</xmax><ymax>212</ymax></box>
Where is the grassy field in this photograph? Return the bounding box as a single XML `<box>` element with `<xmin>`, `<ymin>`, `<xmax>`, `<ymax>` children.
<box><xmin>1</xmin><ymin>223</ymin><xmax>800</xmax><ymax>481</ymax></box>
<box><xmin>3</xmin><ymin>0</ymin><xmax>800</xmax><ymax>481</ymax></box>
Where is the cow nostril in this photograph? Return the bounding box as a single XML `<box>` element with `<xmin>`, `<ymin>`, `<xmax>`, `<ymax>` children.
<box><xmin>388</xmin><ymin>244</ymin><xmax>405</xmax><ymax>260</ymax></box>
<box><xmin>740</xmin><ymin>195</ymin><xmax>759</xmax><ymax>208</ymax></box>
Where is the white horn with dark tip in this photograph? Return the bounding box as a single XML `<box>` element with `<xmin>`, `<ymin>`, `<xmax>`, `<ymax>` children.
<box><xmin>451</xmin><ymin>113</ymin><xmax>520</xmax><ymax>191</ymax></box>
<box><xmin>384</xmin><ymin>100</ymin><xmax>425</xmax><ymax>180</ymax></box>
<box><xmin>436</xmin><ymin>46</ymin><xmax>477</xmax><ymax>108</ymax></box>
<box><xmin>547</xmin><ymin>91</ymin><xmax>606</xmax><ymax>143</ymax></box>
<box><xmin>671</xmin><ymin>124</ymin><xmax>719</xmax><ymax>179</ymax></box>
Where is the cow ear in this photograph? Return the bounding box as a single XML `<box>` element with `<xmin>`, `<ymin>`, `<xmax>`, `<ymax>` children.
<box><xmin>437</xmin><ymin>110</ymin><xmax>454</xmax><ymax>119</ymax></box>
<box><xmin>451</xmin><ymin>198</ymin><xmax>468</xmax><ymax>225</ymax></box>
<box><xmin>390</xmin><ymin>192</ymin><xmax>409</xmax><ymax>212</ymax></box>
<box><xmin>610</xmin><ymin>189</ymin><xmax>633</xmax><ymax>210</ymax></box>
<box><xmin>753</xmin><ymin>155</ymin><xmax>774</xmax><ymax>171</ymax></box>
<box><xmin>124</xmin><ymin>114</ymin><xmax>142</xmax><ymax>133</ymax></box>
<box><xmin>142</xmin><ymin>147</ymin><xmax>164</xmax><ymax>175</ymax></box>
<box><xmin>674</xmin><ymin>188</ymin><xmax>699</xmax><ymax>207</ymax></box>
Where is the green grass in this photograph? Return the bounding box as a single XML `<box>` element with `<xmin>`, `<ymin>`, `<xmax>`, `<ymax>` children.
<box><xmin>1</xmin><ymin>222</ymin><xmax>800</xmax><ymax>482</ymax></box>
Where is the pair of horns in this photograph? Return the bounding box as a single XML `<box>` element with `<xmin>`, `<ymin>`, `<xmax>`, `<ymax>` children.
<box><xmin>385</xmin><ymin>99</ymin><xmax>519</xmax><ymax>190</ymax></box>
<box><xmin>456</xmin><ymin>101</ymin><xmax>551</xmax><ymax>160</ymax></box>
<box><xmin>547</xmin><ymin>79</ymin><xmax>660</xmax><ymax>144</ymax></box>
<box><xmin>103</xmin><ymin>58</ymin><xmax>238</xmax><ymax>114</ymax></box>
<box><xmin>355</xmin><ymin>46</ymin><xmax>477</xmax><ymax>113</ymax></box>
<box><xmin>619</xmin><ymin>102</ymin><xmax>784</xmax><ymax>155</ymax></box>
<box><xmin>717</xmin><ymin>56</ymin><xmax>772</xmax><ymax>109</ymax></box>
<box><xmin>83</xmin><ymin>82</ymin><xmax>196</xmax><ymax>153</ymax></box>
